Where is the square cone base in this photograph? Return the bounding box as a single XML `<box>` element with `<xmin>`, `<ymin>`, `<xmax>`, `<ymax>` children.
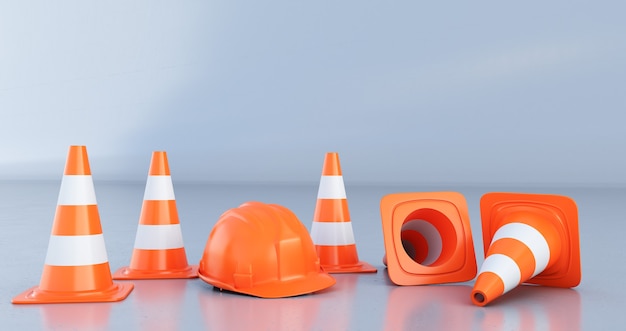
<box><xmin>12</xmin><ymin>282</ymin><xmax>134</xmax><ymax>304</ymax></box>
<box><xmin>113</xmin><ymin>265</ymin><xmax>198</xmax><ymax>280</ymax></box>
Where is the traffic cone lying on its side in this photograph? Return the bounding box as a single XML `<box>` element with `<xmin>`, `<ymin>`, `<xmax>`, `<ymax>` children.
<box><xmin>471</xmin><ymin>193</ymin><xmax>581</xmax><ymax>306</ymax></box>
<box><xmin>114</xmin><ymin>151</ymin><xmax>197</xmax><ymax>279</ymax></box>
<box><xmin>309</xmin><ymin>152</ymin><xmax>376</xmax><ymax>273</ymax></box>
<box><xmin>12</xmin><ymin>145</ymin><xmax>133</xmax><ymax>304</ymax></box>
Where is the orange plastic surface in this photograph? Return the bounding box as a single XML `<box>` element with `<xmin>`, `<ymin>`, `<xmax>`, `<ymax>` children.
<box><xmin>138</xmin><ymin>200</ymin><xmax>180</xmax><ymax>225</ymax></box>
<box><xmin>316</xmin><ymin>245</ymin><xmax>377</xmax><ymax>273</ymax></box>
<box><xmin>380</xmin><ymin>192</ymin><xmax>477</xmax><ymax>285</ymax></box>
<box><xmin>12</xmin><ymin>282</ymin><xmax>134</xmax><ymax>304</ymax></box>
<box><xmin>313</xmin><ymin>198</ymin><xmax>350</xmax><ymax>223</ymax></box>
<box><xmin>479</xmin><ymin>192</ymin><xmax>581</xmax><ymax>288</ymax></box>
<box><xmin>471</xmin><ymin>272</ymin><xmax>505</xmax><ymax>307</ymax></box>
<box><xmin>148</xmin><ymin>151</ymin><xmax>171</xmax><ymax>176</ymax></box>
<box><xmin>52</xmin><ymin>205</ymin><xmax>102</xmax><ymax>235</ymax></box>
<box><xmin>321</xmin><ymin>152</ymin><xmax>342</xmax><ymax>176</ymax></box>
<box><xmin>198</xmin><ymin>202</ymin><xmax>336</xmax><ymax>298</ymax></box>
<box><xmin>64</xmin><ymin>145</ymin><xmax>91</xmax><ymax>175</ymax></box>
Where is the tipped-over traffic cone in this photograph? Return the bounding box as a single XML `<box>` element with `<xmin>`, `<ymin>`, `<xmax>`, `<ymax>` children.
<box><xmin>113</xmin><ymin>151</ymin><xmax>198</xmax><ymax>279</ymax></box>
<box><xmin>12</xmin><ymin>145</ymin><xmax>133</xmax><ymax>304</ymax></box>
<box><xmin>471</xmin><ymin>193</ymin><xmax>581</xmax><ymax>306</ymax></box>
<box><xmin>380</xmin><ymin>192</ymin><xmax>477</xmax><ymax>285</ymax></box>
<box><xmin>309</xmin><ymin>152</ymin><xmax>376</xmax><ymax>273</ymax></box>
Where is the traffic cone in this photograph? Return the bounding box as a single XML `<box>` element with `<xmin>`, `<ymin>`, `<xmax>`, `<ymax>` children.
<box><xmin>12</xmin><ymin>145</ymin><xmax>133</xmax><ymax>304</ymax></box>
<box><xmin>380</xmin><ymin>192</ymin><xmax>477</xmax><ymax>285</ymax></box>
<box><xmin>471</xmin><ymin>193</ymin><xmax>581</xmax><ymax>306</ymax></box>
<box><xmin>113</xmin><ymin>151</ymin><xmax>197</xmax><ymax>279</ymax></box>
<box><xmin>309</xmin><ymin>152</ymin><xmax>376</xmax><ymax>273</ymax></box>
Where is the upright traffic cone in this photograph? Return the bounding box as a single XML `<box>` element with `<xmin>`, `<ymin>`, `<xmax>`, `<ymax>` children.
<box><xmin>113</xmin><ymin>151</ymin><xmax>197</xmax><ymax>279</ymax></box>
<box><xmin>471</xmin><ymin>193</ymin><xmax>581</xmax><ymax>306</ymax></box>
<box><xmin>309</xmin><ymin>152</ymin><xmax>376</xmax><ymax>273</ymax></box>
<box><xmin>12</xmin><ymin>145</ymin><xmax>133</xmax><ymax>304</ymax></box>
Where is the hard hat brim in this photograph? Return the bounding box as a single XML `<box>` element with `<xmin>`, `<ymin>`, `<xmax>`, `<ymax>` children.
<box><xmin>198</xmin><ymin>269</ymin><xmax>336</xmax><ymax>298</ymax></box>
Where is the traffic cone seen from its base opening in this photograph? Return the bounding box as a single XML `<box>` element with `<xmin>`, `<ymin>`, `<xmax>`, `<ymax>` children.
<box><xmin>309</xmin><ymin>152</ymin><xmax>376</xmax><ymax>273</ymax></box>
<box><xmin>113</xmin><ymin>151</ymin><xmax>197</xmax><ymax>279</ymax></box>
<box><xmin>380</xmin><ymin>192</ymin><xmax>477</xmax><ymax>285</ymax></box>
<box><xmin>471</xmin><ymin>193</ymin><xmax>581</xmax><ymax>306</ymax></box>
<box><xmin>12</xmin><ymin>145</ymin><xmax>133</xmax><ymax>304</ymax></box>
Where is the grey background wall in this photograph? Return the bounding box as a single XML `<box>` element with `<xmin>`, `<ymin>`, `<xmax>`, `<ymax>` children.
<box><xmin>1</xmin><ymin>1</ymin><xmax>624</xmax><ymax>185</ymax></box>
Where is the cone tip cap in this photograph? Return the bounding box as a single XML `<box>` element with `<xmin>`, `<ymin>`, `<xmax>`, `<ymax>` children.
<box><xmin>65</xmin><ymin>145</ymin><xmax>91</xmax><ymax>175</ymax></box>
<box><xmin>471</xmin><ymin>272</ymin><xmax>505</xmax><ymax>307</ymax></box>
<box><xmin>149</xmin><ymin>151</ymin><xmax>170</xmax><ymax>175</ymax></box>
<box><xmin>322</xmin><ymin>152</ymin><xmax>342</xmax><ymax>176</ymax></box>
<box><xmin>472</xmin><ymin>290</ymin><xmax>487</xmax><ymax>306</ymax></box>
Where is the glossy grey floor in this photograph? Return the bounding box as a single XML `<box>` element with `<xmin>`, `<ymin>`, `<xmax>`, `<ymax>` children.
<box><xmin>1</xmin><ymin>181</ymin><xmax>624</xmax><ymax>330</ymax></box>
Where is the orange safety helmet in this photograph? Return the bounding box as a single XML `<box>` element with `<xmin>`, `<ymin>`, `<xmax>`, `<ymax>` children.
<box><xmin>198</xmin><ymin>202</ymin><xmax>336</xmax><ymax>298</ymax></box>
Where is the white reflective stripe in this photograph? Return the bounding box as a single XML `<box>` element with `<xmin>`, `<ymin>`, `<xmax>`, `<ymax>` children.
<box><xmin>57</xmin><ymin>175</ymin><xmax>97</xmax><ymax>205</ymax></box>
<box><xmin>45</xmin><ymin>234</ymin><xmax>108</xmax><ymax>266</ymax></box>
<box><xmin>491</xmin><ymin>222</ymin><xmax>550</xmax><ymax>277</ymax></box>
<box><xmin>143</xmin><ymin>175</ymin><xmax>176</xmax><ymax>201</ymax></box>
<box><xmin>317</xmin><ymin>176</ymin><xmax>346</xmax><ymax>199</ymax></box>
<box><xmin>402</xmin><ymin>219</ymin><xmax>442</xmax><ymax>265</ymax></box>
<box><xmin>134</xmin><ymin>224</ymin><xmax>184</xmax><ymax>249</ymax></box>
<box><xmin>479</xmin><ymin>254</ymin><xmax>521</xmax><ymax>294</ymax></box>
<box><xmin>310</xmin><ymin>221</ymin><xmax>355</xmax><ymax>245</ymax></box>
